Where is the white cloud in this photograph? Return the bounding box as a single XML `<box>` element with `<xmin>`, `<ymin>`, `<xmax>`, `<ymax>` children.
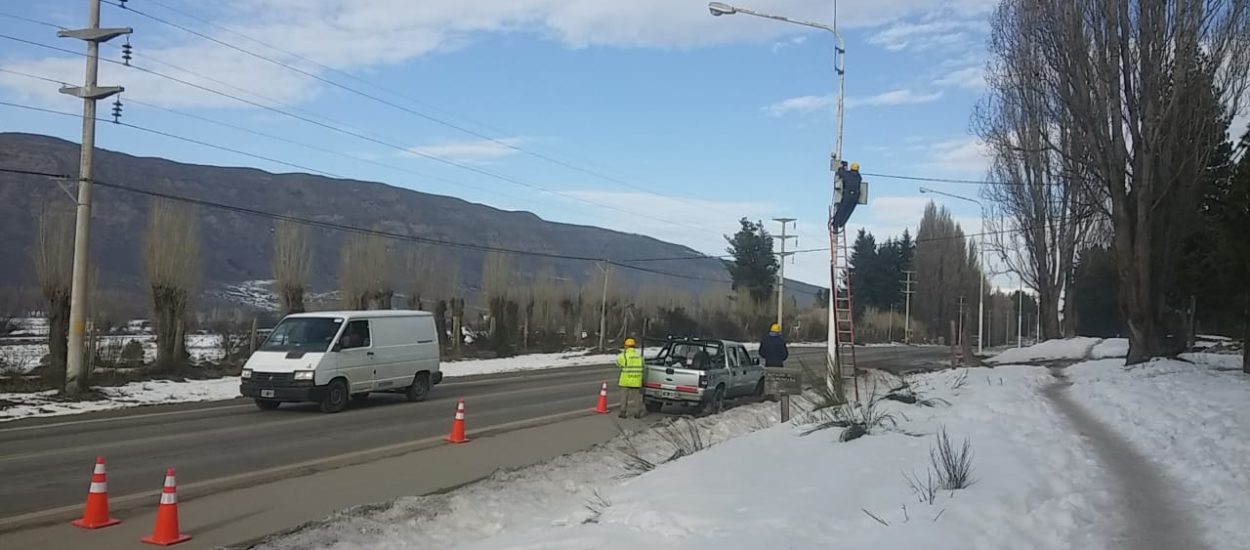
<box><xmin>560</xmin><ymin>189</ymin><xmax>774</xmax><ymax>265</ymax></box>
<box><xmin>933</xmin><ymin>66</ymin><xmax>986</xmax><ymax>91</ymax></box>
<box><xmin>845</xmin><ymin>89</ymin><xmax>943</xmax><ymax>108</ymax></box>
<box><xmin>923</xmin><ymin>137</ymin><xmax>990</xmax><ymax>176</ymax></box>
<box><xmin>406</xmin><ymin>137</ymin><xmax>528</xmax><ymax>163</ymax></box>
<box><xmin>867</xmin><ymin>18</ymin><xmax>987</xmax><ymax>52</ymax></box>
<box><xmin>1</xmin><ymin>0</ymin><xmax>1000</xmax><ymax>110</ymax></box>
<box><xmin>770</xmin><ymin>35</ymin><xmax>808</xmax><ymax>53</ymax></box>
<box><xmin>762</xmin><ymin>94</ymin><xmax>834</xmax><ymax>117</ymax></box>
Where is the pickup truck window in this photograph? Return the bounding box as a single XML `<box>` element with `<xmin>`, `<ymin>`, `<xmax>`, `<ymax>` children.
<box><xmin>655</xmin><ymin>341</ymin><xmax>725</xmax><ymax>370</ymax></box>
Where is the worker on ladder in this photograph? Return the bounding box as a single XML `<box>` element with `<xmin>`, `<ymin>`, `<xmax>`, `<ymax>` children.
<box><xmin>831</xmin><ymin>161</ymin><xmax>863</xmax><ymax>230</ymax></box>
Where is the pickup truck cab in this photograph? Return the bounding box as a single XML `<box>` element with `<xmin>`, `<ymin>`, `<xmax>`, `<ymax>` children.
<box><xmin>240</xmin><ymin>310</ymin><xmax>442</xmax><ymax>413</ymax></box>
<box><xmin>641</xmin><ymin>338</ymin><xmax>765</xmax><ymax>415</ymax></box>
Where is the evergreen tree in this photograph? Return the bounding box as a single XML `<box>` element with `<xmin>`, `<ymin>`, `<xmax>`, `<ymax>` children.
<box><xmin>724</xmin><ymin>218</ymin><xmax>778</xmax><ymax>306</ymax></box>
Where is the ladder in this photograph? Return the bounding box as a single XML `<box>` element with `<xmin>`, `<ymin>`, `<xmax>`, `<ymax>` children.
<box><xmin>829</xmin><ymin>222</ymin><xmax>859</xmax><ymax>400</ymax></box>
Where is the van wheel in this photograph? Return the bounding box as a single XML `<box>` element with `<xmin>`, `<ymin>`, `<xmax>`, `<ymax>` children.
<box><xmin>644</xmin><ymin>400</ymin><xmax>663</xmax><ymax>413</ymax></box>
<box><xmin>406</xmin><ymin>372</ymin><xmax>431</xmax><ymax>402</ymax></box>
<box><xmin>254</xmin><ymin>399</ymin><xmax>281</xmax><ymax>411</ymax></box>
<box><xmin>320</xmin><ymin>379</ymin><xmax>349</xmax><ymax>413</ymax></box>
<box><xmin>703</xmin><ymin>386</ymin><xmax>725</xmax><ymax>416</ymax></box>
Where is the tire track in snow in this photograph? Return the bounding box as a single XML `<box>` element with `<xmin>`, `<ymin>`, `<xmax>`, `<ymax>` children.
<box><xmin>1042</xmin><ymin>368</ymin><xmax>1209</xmax><ymax>550</ymax></box>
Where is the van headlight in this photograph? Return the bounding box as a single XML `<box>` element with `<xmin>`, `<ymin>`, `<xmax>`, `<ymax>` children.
<box><xmin>241</xmin><ymin>369</ymin><xmax>253</xmax><ymax>379</ymax></box>
<box><xmin>294</xmin><ymin>370</ymin><xmax>315</xmax><ymax>381</ymax></box>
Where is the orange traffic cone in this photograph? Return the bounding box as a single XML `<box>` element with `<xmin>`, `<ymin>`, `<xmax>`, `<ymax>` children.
<box><xmin>71</xmin><ymin>456</ymin><xmax>121</xmax><ymax>529</ymax></box>
<box><xmin>594</xmin><ymin>382</ymin><xmax>610</xmax><ymax>414</ymax></box>
<box><xmin>141</xmin><ymin>468</ymin><xmax>191</xmax><ymax>546</ymax></box>
<box><xmin>445</xmin><ymin>399</ymin><xmax>469</xmax><ymax>444</ymax></box>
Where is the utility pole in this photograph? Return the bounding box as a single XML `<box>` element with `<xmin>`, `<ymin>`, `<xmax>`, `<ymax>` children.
<box><xmin>772</xmin><ymin>218</ymin><xmax>797</xmax><ymax>327</ymax></box>
<box><xmin>888</xmin><ymin>304</ymin><xmax>895</xmax><ymax>343</ymax></box>
<box><xmin>1017</xmin><ymin>280</ymin><xmax>1024</xmax><ymax>348</ymax></box>
<box><xmin>60</xmin><ymin>0</ymin><xmax>130</xmax><ymax>395</ymax></box>
<box><xmin>597</xmin><ymin>261</ymin><xmax>610</xmax><ymax>352</ymax></box>
<box><xmin>901</xmin><ymin>270</ymin><xmax>915</xmax><ymax>344</ymax></box>
<box><xmin>957</xmin><ymin>296</ymin><xmax>966</xmax><ymax>347</ymax></box>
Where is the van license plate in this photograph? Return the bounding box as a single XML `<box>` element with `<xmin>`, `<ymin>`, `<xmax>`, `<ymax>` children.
<box><xmin>660</xmin><ymin>390</ymin><xmax>679</xmax><ymax>399</ymax></box>
<box><xmin>260</xmin><ymin>389</ymin><xmax>275</xmax><ymax>398</ymax></box>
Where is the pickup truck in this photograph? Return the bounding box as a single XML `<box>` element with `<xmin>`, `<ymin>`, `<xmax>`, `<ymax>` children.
<box><xmin>641</xmin><ymin>337</ymin><xmax>765</xmax><ymax>415</ymax></box>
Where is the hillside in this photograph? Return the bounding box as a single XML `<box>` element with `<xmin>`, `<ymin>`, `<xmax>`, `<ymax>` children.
<box><xmin>0</xmin><ymin>133</ymin><xmax>820</xmax><ymax>309</ymax></box>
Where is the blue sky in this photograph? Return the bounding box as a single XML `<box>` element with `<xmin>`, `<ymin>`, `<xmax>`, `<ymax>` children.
<box><xmin>0</xmin><ymin>0</ymin><xmax>1002</xmax><ymax>286</ymax></box>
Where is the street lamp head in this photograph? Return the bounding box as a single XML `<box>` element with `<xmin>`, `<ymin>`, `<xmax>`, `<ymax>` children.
<box><xmin>708</xmin><ymin>2</ymin><xmax>737</xmax><ymax>16</ymax></box>
<box><xmin>919</xmin><ymin>186</ymin><xmax>934</xmax><ymax>194</ymax></box>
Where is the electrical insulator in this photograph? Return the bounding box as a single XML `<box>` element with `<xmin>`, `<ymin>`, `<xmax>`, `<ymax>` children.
<box><xmin>122</xmin><ymin>40</ymin><xmax>133</xmax><ymax>66</ymax></box>
<box><xmin>111</xmin><ymin>98</ymin><xmax>123</xmax><ymax>123</ymax></box>
<box><xmin>119</xmin><ymin>0</ymin><xmax>128</xmax><ymax>7</ymax></box>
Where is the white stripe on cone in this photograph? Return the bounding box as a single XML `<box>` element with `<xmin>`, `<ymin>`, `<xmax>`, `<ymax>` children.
<box><xmin>89</xmin><ymin>482</ymin><xmax>108</xmax><ymax>493</ymax></box>
<box><xmin>163</xmin><ymin>475</ymin><xmax>176</xmax><ymax>488</ymax></box>
<box><xmin>93</xmin><ymin>463</ymin><xmax>106</xmax><ymax>475</ymax></box>
<box><xmin>160</xmin><ymin>491</ymin><xmax>178</xmax><ymax>505</ymax></box>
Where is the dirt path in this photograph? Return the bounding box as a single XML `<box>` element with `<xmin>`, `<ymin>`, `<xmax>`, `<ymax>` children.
<box><xmin>1043</xmin><ymin>368</ymin><xmax>1209</xmax><ymax>550</ymax></box>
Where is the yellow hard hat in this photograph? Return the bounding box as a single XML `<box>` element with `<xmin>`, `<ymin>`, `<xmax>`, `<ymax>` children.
<box><xmin>850</xmin><ymin>162</ymin><xmax>860</xmax><ymax>171</ymax></box>
<box><xmin>624</xmin><ymin>337</ymin><xmax>637</xmax><ymax>348</ymax></box>
<box><xmin>770</xmin><ymin>323</ymin><xmax>782</xmax><ymax>333</ymax></box>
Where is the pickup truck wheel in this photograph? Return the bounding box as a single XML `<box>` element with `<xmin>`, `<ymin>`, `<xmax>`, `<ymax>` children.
<box><xmin>406</xmin><ymin>372</ymin><xmax>431</xmax><ymax>402</ymax></box>
<box><xmin>703</xmin><ymin>386</ymin><xmax>725</xmax><ymax>415</ymax></box>
<box><xmin>644</xmin><ymin>400</ymin><xmax>663</xmax><ymax>413</ymax></box>
<box><xmin>753</xmin><ymin>379</ymin><xmax>766</xmax><ymax>400</ymax></box>
<box><xmin>254</xmin><ymin>399</ymin><xmax>281</xmax><ymax>411</ymax></box>
<box><xmin>319</xmin><ymin>379</ymin><xmax>349</xmax><ymax>413</ymax></box>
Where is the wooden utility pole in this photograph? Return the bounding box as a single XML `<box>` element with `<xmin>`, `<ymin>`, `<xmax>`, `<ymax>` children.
<box><xmin>901</xmin><ymin>270</ymin><xmax>915</xmax><ymax>343</ymax></box>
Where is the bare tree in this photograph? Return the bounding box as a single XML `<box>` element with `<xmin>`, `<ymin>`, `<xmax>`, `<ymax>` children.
<box><xmin>976</xmin><ymin>0</ymin><xmax>1101</xmax><ymax>340</ymax></box>
<box><xmin>33</xmin><ymin>205</ymin><xmax>73</xmax><ymax>388</ymax></box>
<box><xmin>1017</xmin><ymin>0</ymin><xmax>1250</xmax><ymax>362</ymax></box>
<box><xmin>339</xmin><ymin>231</ymin><xmax>390</xmax><ymax>310</ymax></box>
<box><xmin>144</xmin><ymin>199</ymin><xmax>201</xmax><ymax>372</ymax></box>
<box><xmin>914</xmin><ymin>202</ymin><xmax>983</xmax><ymax>343</ymax></box>
<box><xmin>272</xmin><ymin>219</ymin><xmax>312</xmax><ymax>316</ymax></box>
<box><xmin>481</xmin><ymin>250</ymin><xmax>513</xmax><ymax>350</ymax></box>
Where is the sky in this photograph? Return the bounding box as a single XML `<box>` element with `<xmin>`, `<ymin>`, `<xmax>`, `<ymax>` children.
<box><xmin>0</xmin><ymin>0</ymin><xmax>1013</xmax><ymax>287</ymax></box>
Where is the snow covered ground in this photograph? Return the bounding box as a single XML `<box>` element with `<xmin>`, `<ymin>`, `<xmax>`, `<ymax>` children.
<box><xmin>0</xmin><ymin>333</ymin><xmax>225</xmax><ymax>374</ymax></box>
<box><xmin>0</xmin><ymin>377</ymin><xmax>242</xmax><ymax>420</ymax></box>
<box><xmin>1066</xmin><ymin>355</ymin><xmax>1250</xmax><ymax>549</ymax></box>
<box><xmin>440</xmin><ymin>351</ymin><xmax>615</xmax><ymax>377</ymax></box>
<box><xmin>254</xmin><ymin>344</ymin><xmax>1250</xmax><ymax>550</ymax></box>
<box><xmin>987</xmin><ymin>337</ymin><xmax>1128</xmax><ymax>364</ymax></box>
<box><xmin>257</xmin><ymin>367</ymin><xmax>1119</xmax><ymax>550</ymax></box>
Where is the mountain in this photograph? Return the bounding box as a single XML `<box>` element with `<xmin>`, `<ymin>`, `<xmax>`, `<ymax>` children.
<box><xmin>0</xmin><ymin>133</ymin><xmax>820</xmax><ymax>309</ymax></box>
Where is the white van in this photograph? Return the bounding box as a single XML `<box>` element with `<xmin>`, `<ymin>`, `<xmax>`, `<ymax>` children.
<box><xmin>239</xmin><ymin>310</ymin><xmax>442</xmax><ymax>413</ymax></box>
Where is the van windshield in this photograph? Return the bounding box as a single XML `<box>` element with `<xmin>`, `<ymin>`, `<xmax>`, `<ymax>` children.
<box><xmin>260</xmin><ymin>317</ymin><xmax>342</xmax><ymax>353</ymax></box>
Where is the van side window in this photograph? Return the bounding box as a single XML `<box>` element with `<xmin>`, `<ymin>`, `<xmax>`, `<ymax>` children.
<box><xmin>339</xmin><ymin>320</ymin><xmax>371</xmax><ymax>349</ymax></box>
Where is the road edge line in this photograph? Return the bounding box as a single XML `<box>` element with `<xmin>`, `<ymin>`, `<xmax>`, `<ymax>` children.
<box><xmin>0</xmin><ymin>404</ymin><xmax>608</xmax><ymax>534</ymax></box>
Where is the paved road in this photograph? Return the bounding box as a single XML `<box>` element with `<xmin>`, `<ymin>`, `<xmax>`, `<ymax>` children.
<box><xmin>0</xmin><ymin>345</ymin><xmax>944</xmax><ymax>524</ymax></box>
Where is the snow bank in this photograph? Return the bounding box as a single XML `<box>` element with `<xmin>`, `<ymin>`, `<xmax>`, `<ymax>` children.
<box><xmin>987</xmin><ymin>337</ymin><xmax>1113</xmax><ymax>364</ymax></box>
<box><xmin>441</xmin><ymin>352</ymin><xmax>615</xmax><ymax>377</ymax></box>
<box><xmin>260</xmin><ymin>367</ymin><xmax>1115</xmax><ymax>550</ymax></box>
<box><xmin>0</xmin><ymin>377</ymin><xmax>241</xmax><ymax>421</ymax></box>
<box><xmin>1066</xmin><ymin>355</ymin><xmax>1250</xmax><ymax>548</ymax></box>
<box><xmin>1089</xmin><ymin>338</ymin><xmax>1129</xmax><ymax>359</ymax></box>
<box><xmin>254</xmin><ymin>400</ymin><xmax>798</xmax><ymax>550</ymax></box>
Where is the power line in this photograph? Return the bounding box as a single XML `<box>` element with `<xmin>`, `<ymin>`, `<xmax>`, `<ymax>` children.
<box><xmin>0</xmin><ymin>165</ymin><xmax>765</xmax><ymax>287</ymax></box>
<box><xmin>106</xmin><ymin>0</ymin><xmax>741</xmax><ymax>218</ymax></box>
<box><xmin>0</xmin><ymin>65</ymin><xmax>545</xmax><ymax>208</ymax></box>
<box><xmin>0</xmin><ymin>32</ymin><xmax>722</xmax><ymax>236</ymax></box>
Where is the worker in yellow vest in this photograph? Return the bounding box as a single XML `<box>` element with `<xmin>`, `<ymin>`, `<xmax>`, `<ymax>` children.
<box><xmin>615</xmin><ymin>337</ymin><xmax>645</xmax><ymax>418</ymax></box>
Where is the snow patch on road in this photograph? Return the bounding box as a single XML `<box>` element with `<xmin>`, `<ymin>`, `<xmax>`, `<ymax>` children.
<box><xmin>1066</xmin><ymin>355</ymin><xmax>1250</xmax><ymax>549</ymax></box>
<box><xmin>258</xmin><ymin>367</ymin><xmax>1117</xmax><ymax>550</ymax></box>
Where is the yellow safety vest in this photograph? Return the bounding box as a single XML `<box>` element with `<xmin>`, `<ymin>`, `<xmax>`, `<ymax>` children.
<box><xmin>616</xmin><ymin>348</ymin><xmax>644</xmax><ymax>388</ymax></box>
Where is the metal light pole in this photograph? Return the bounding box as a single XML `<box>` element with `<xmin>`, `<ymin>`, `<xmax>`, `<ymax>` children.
<box><xmin>773</xmin><ymin>218</ymin><xmax>796</xmax><ymax>327</ymax></box>
<box><xmin>710</xmin><ymin>1</ymin><xmax>845</xmax><ymax>395</ymax></box>
<box><xmin>919</xmin><ymin>186</ymin><xmax>986</xmax><ymax>354</ymax></box>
